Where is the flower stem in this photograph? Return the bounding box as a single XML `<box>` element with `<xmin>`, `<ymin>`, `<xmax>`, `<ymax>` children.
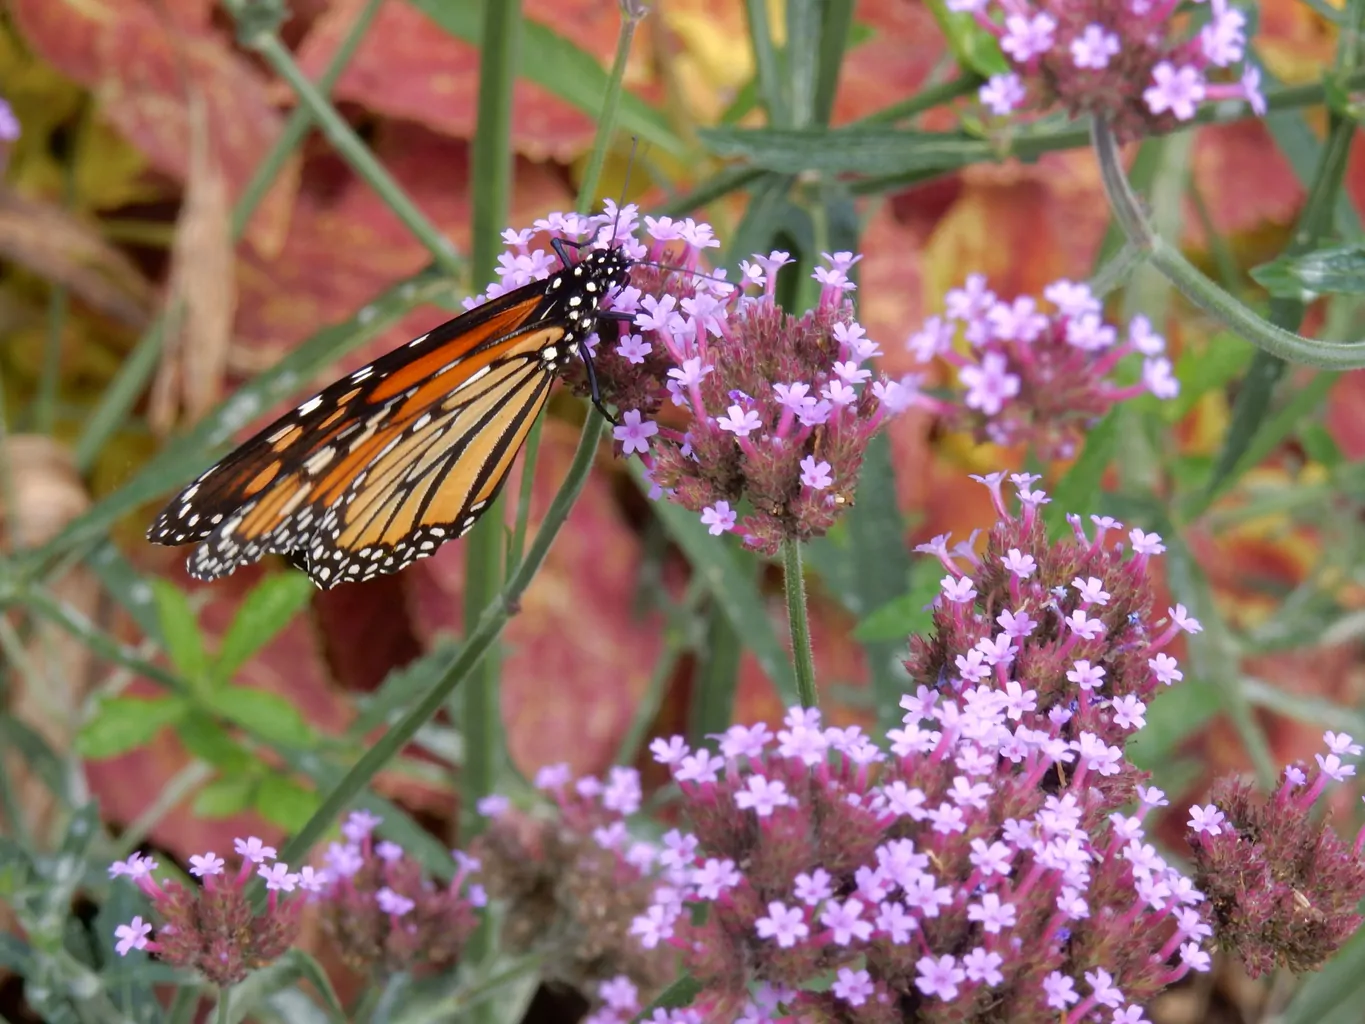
<box><xmin>508</xmin><ymin>4</ymin><xmax>642</xmax><ymax>572</ymax></box>
<box><xmin>461</xmin><ymin>0</ymin><xmax>524</xmax><ymax>851</ymax></box>
<box><xmin>1090</xmin><ymin>118</ymin><xmax>1365</xmax><ymax>370</ymax></box>
<box><xmin>783</xmin><ymin>539</ymin><xmax>819</xmax><ymax>708</ymax></box>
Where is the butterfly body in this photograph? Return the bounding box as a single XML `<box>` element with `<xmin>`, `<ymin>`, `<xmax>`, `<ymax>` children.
<box><xmin>148</xmin><ymin>245</ymin><xmax>632</xmax><ymax>589</ymax></box>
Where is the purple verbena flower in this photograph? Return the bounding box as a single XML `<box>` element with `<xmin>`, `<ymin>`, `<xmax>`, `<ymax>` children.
<box><xmin>109</xmin><ymin>835</ymin><xmax>304</xmax><ymax>985</ymax></box>
<box><xmin>909</xmin><ymin>276</ymin><xmax>1178</xmax><ymax>459</ymax></box>
<box><xmin>964</xmin><ymin>0</ymin><xmax>1263</xmax><ymax>142</ymax></box>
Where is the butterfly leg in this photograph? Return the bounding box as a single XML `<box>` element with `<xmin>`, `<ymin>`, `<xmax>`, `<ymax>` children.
<box><xmin>577</xmin><ymin>336</ymin><xmax>618</xmax><ymax>425</ymax></box>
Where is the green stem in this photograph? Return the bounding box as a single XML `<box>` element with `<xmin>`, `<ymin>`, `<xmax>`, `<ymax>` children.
<box><xmin>1090</xmin><ymin>118</ymin><xmax>1365</xmax><ymax>370</ymax></box>
<box><xmin>35</xmin><ymin>286</ymin><xmax>68</xmax><ymax>435</ymax></box>
<box><xmin>508</xmin><ymin>7</ymin><xmax>641</xmax><ymax>578</ymax></box>
<box><xmin>275</xmin><ymin>415</ymin><xmax>608</xmax><ymax>871</ymax></box>
<box><xmin>783</xmin><ymin>539</ymin><xmax>818</xmax><ymax>709</ymax></box>
<box><xmin>745</xmin><ymin>0</ymin><xmax>789</xmax><ymax>126</ymax></box>
<box><xmin>216</xmin><ymin>988</ymin><xmax>230</xmax><ymax>1024</ymax></box>
<box><xmin>230</xmin><ymin>0</ymin><xmax>387</xmax><ymax>238</ymax></box>
<box><xmin>850</xmin><ymin>69</ymin><xmax>1365</xmax><ymax>198</ymax></box>
<box><xmin>856</xmin><ymin>74</ymin><xmax>984</xmax><ymax>126</ymax></box>
<box><xmin>577</xmin><ymin>9</ymin><xmax>642</xmax><ymax>212</ymax></box>
<box><xmin>461</xmin><ymin>0</ymin><xmax>522</xmax><ymax>852</ymax></box>
<box><xmin>239</xmin><ymin>32</ymin><xmax>461</xmax><ymax>278</ymax></box>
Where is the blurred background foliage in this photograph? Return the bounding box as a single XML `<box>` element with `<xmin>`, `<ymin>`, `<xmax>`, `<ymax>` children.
<box><xmin>1</xmin><ymin>0</ymin><xmax>1365</xmax><ymax>1021</ymax></box>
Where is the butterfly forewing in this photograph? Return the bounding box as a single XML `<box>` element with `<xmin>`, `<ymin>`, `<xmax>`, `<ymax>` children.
<box><xmin>148</xmin><ymin>246</ymin><xmax>632</xmax><ymax>589</ymax></box>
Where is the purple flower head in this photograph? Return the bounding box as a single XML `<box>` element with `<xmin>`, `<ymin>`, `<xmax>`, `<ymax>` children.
<box><xmin>1187</xmin><ymin>732</ymin><xmax>1365</xmax><ymax>976</ymax></box>
<box><xmin>108</xmin><ymin>837</ymin><xmax>308</xmax><ymax>985</ymax></box>
<box><xmin>910</xmin><ymin>274</ymin><xmax>1179</xmax><ymax>459</ymax></box>
<box><xmin>618</xmin><ymin>474</ymin><xmax>1230</xmax><ymax>1020</ymax></box>
<box><xmin>319</xmin><ymin>828</ymin><xmax>485</xmax><ymax>976</ymax></box>
<box><xmin>960</xmin><ymin>0</ymin><xmax>1261</xmax><ymax>141</ymax></box>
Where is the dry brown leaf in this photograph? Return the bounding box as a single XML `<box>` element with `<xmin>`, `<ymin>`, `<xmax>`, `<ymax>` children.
<box><xmin>0</xmin><ymin>187</ymin><xmax>154</xmax><ymax>329</ymax></box>
<box><xmin>150</xmin><ymin>89</ymin><xmax>237</xmax><ymax>435</ymax></box>
<box><xmin>0</xmin><ymin>435</ymin><xmax>98</xmax><ymax>845</ymax></box>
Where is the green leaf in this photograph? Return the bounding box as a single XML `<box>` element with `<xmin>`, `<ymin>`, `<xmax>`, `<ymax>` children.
<box><xmin>0</xmin><ymin>714</ymin><xmax>64</xmax><ymax>797</ymax></box>
<box><xmin>348</xmin><ymin>640</ymin><xmax>462</xmax><ymax>738</ymax></box>
<box><xmin>193</xmin><ymin>775</ymin><xmax>257</xmax><ymax>818</ymax></box>
<box><xmin>212</xmin><ymin>571</ymin><xmax>316</xmax><ymax>685</ymax></box>
<box><xmin>1164</xmin><ymin>332</ymin><xmax>1252</xmax><ymax>422</ymax></box>
<box><xmin>1194</xmin><ymin>366</ymin><xmax>1339</xmax><ymax>517</ymax></box>
<box><xmin>1043</xmin><ymin>407</ymin><xmax>1121</xmax><ymax>536</ymax></box>
<box><xmin>151</xmin><ymin>579</ymin><xmax>207</xmax><ymax>682</ymax></box>
<box><xmin>177</xmin><ymin>709</ymin><xmax>255</xmax><ymax>771</ymax></box>
<box><xmin>632</xmin><ymin>973</ymin><xmax>703</xmax><ymax>1022</ymax></box>
<box><xmin>854</xmin><ymin>570</ymin><xmax>941</xmax><ymax>643</ymax></box>
<box><xmin>86</xmin><ymin>543</ymin><xmax>163</xmax><ymax>643</ymax></box>
<box><xmin>204</xmin><ymin>686</ymin><xmax>316</xmax><ymax>749</ymax></box>
<box><xmin>1250</xmin><ymin>243</ymin><xmax>1365</xmax><ymax>301</ymax></box>
<box><xmin>255</xmin><ymin>775</ymin><xmax>321</xmax><ymax>831</ymax></box>
<box><xmin>926</xmin><ymin>0</ymin><xmax>1011</xmax><ymax>77</ymax></box>
<box><xmin>408</xmin><ymin>0</ymin><xmax>684</xmax><ymax>157</ymax></box>
<box><xmin>1282</xmin><ymin>920</ymin><xmax>1365</xmax><ymax>1024</ymax></box>
<box><xmin>699</xmin><ymin>125</ymin><xmax>989</xmax><ymax>176</ymax></box>
<box><xmin>76</xmin><ymin>696</ymin><xmax>186</xmax><ymax>758</ymax></box>
<box><xmin>1125</xmin><ymin>678</ymin><xmax>1222</xmax><ymax>772</ymax></box>
<box><xmin>634</xmin><ymin>466</ymin><xmax>799</xmax><ymax>707</ymax></box>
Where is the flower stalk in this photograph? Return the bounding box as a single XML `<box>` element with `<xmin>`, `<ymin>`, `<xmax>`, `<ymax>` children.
<box><xmin>1091</xmin><ymin>117</ymin><xmax>1365</xmax><ymax>371</ymax></box>
<box><xmin>783</xmin><ymin>539</ymin><xmax>819</xmax><ymax>709</ymax></box>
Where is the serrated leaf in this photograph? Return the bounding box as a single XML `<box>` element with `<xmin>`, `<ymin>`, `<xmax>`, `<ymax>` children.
<box><xmin>76</xmin><ymin>695</ymin><xmax>186</xmax><ymax>759</ymax></box>
<box><xmin>700</xmin><ymin>125</ymin><xmax>989</xmax><ymax>176</ymax></box>
<box><xmin>255</xmin><ymin>775</ymin><xmax>321</xmax><ymax>832</ymax></box>
<box><xmin>193</xmin><ymin>775</ymin><xmax>257</xmax><ymax>818</ymax></box>
<box><xmin>150</xmin><ymin>579</ymin><xmax>207</xmax><ymax>682</ymax></box>
<box><xmin>408</xmin><ymin>0</ymin><xmax>683</xmax><ymax>158</ymax></box>
<box><xmin>204</xmin><ymin>686</ymin><xmax>316</xmax><ymax>749</ymax></box>
<box><xmin>1250</xmin><ymin>243</ymin><xmax>1365</xmax><ymax>301</ymax></box>
<box><xmin>212</xmin><ymin>571</ymin><xmax>316</xmax><ymax>686</ymax></box>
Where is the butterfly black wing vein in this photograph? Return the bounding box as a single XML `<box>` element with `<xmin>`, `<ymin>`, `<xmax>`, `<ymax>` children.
<box><xmin>147</xmin><ymin>246</ymin><xmax>632</xmax><ymax>589</ymax></box>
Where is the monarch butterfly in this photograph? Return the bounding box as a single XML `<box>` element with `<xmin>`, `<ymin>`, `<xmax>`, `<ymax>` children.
<box><xmin>147</xmin><ymin>240</ymin><xmax>634</xmax><ymax>590</ymax></box>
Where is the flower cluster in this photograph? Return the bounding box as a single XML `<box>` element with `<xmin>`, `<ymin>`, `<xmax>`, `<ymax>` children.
<box><xmin>471</xmin><ymin>766</ymin><xmax>675</xmax><ymax>1001</ymax></box>
<box><xmin>627</xmin><ymin>474</ymin><xmax>1223</xmax><ymax>1021</ymax></box>
<box><xmin>908</xmin><ymin>275</ymin><xmax>1178</xmax><ymax>459</ymax></box>
<box><xmin>1187</xmin><ymin>733</ymin><xmax>1365</xmax><ymax>977</ymax></box>
<box><xmin>954</xmin><ymin>0</ymin><xmax>1264</xmax><ymax>141</ymax></box>
<box><xmin>318</xmin><ymin>810</ymin><xmax>485</xmax><ymax>975</ymax></box>
<box><xmin>481</xmin><ymin>204</ymin><xmax>921</xmax><ymax>554</ymax></box>
<box><xmin>110</xmin><ymin>836</ymin><xmax>320</xmax><ymax>986</ymax></box>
